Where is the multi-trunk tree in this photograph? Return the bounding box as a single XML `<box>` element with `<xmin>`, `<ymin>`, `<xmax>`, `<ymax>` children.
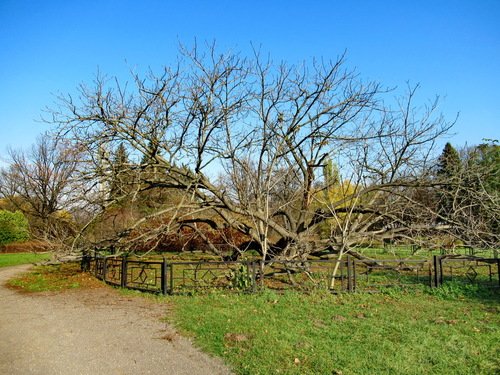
<box><xmin>49</xmin><ymin>44</ymin><xmax>473</xmax><ymax>259</ymax></box>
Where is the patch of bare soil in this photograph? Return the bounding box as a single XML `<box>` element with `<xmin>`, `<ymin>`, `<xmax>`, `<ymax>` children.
<box><xmin>0</xmin><ymin>265</ymin><xmax>232</xmax><ymax>375</ymax></box>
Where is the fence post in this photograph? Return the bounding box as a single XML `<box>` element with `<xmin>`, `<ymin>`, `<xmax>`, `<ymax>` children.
<box><xmin>161</xmin><ymin>258</ymin><xmax>168</xmax><ymax>295</ymax></box>
<box><xmin>121</xmin><ymin>256</ymin><xmax>127</xmax><ymax>288</ymax></box>
<box><xmin>433</xmin><ymin>255</ymin><xmax>442</xmax><ymax>287</ymax></box>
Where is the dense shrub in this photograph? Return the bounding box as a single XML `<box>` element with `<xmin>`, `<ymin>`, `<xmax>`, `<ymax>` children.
<box><xmin>0</xmin><ymin>210</ymin><xmax>30</xmax><ymax>246</ymax></box>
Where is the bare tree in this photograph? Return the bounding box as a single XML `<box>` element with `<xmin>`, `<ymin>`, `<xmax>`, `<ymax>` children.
<box><xmin>0</xmin><ymin>133</ymin><xmax>79</xmax><ymax>246</ymax></box>
<box><xmin>49</xmin><ymin>44</ymin><xmax>458</xmax><ymax>260</ymax></box>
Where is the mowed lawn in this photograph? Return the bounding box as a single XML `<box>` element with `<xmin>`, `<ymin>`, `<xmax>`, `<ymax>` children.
<box><xmin>170</xmin><ymin>288</ymin><xmax>499</xmax><ymax>375</ymax></box>
<box><xmin>0</xmin><ymin>252</ymin><xmax>51</xmax><ymax>268</ymax></box>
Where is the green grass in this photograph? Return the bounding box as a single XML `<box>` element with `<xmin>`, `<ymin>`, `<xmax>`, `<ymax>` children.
<box><xmin>8</xmin><ymin>263</ymin><xmax>101</xmax><ymax>292</ymax></box>
<box><xmin>357</xmin><ymin>246</ymin><xmax>498</xmax><ymax>260</ymax></box>
<box><xmin>169</xmin><ymin>288</ymin><xmax>500</xmax><ymax>375</ymax></box>
<box><xmin>0</xmin><ymin>252</ymin><xmax>51</xmax><ymax>268</ymax></box>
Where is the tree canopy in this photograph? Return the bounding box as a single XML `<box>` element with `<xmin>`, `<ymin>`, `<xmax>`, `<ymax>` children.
<box><xmin>45</xmin><ymin>44</ymin><xmax>468</xmax><ymax>259</ymax></box>
<box><xmin>2</xmin><ymin>44</ymin><xmax>496</xmax><ymax>258</ymax></box>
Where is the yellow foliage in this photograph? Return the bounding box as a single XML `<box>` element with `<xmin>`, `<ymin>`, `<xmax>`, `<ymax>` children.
<box><xmin>322</xmin><ymin>180</ymin><xmax>357</xmax><ymax>209</ymax></box>
<box><xmin>52</xmin><ymin>210</ymin><xmax>74</xmax><ymax>222</ymax></box>
<box><xmin>314</xmin><ymin>179</ymin><xmax>358</xmax><ymax>238</ymax></box>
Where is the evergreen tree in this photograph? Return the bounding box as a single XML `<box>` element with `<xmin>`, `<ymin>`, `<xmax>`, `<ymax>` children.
<box><xmin>436</xmin><ymin>142</ymin><xmax>461</xmax><ymax>219</ymax></box>
<box><xmin>437</xmin><ymin>142</ymin><xmax>461</xmax><ymax>178</ymax></box>
<box><xmin>140</xmin><ymin>139</ymin><xmax>159</xmax><ymax>165</ymax></box>
<box><xmin>110</xmin><ymin>143</ymin><xmax>129</xmax><ymax>199</ymax></box>
<box><xmin>114</xmin><ymin>143</ymin><xmax>128</xmax><ymax>167</ymax></box>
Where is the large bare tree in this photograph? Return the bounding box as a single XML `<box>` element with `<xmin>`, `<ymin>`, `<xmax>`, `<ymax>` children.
<box><xmin>49</xmin><ymin>44</ymin><xmax>461</xmax><ymax>259</ymax></box>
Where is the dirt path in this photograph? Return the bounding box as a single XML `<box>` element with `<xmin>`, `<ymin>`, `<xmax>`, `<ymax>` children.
<box><xmin>0</xmin><ymin>265</ymin><xmax>232</xmax><ymax>375</ymax></box>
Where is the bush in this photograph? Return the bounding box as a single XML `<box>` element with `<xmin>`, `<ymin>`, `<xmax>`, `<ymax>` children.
<box><xmin>0</xmin><ymin>210</ymin><xmax>30</xmax><ymax>246</ymax></box>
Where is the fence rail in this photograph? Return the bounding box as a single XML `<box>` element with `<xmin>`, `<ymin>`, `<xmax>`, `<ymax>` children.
<box><xmin>82</xmin><ymin>253</ymin><xmax>500</xmax><ymax>295</ymax></box>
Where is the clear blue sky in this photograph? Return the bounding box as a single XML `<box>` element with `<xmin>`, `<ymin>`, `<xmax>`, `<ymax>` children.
<box><xmin>1</xmin><ymin>0</ymin><xmax>499</xmax><ymax>159</ymax></box>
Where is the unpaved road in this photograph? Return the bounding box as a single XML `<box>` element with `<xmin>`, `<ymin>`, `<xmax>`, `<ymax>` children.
<box><xmin>0</xmin><ymin>265</ymin><xmax>232</xmax><ymax>375</ymax></box>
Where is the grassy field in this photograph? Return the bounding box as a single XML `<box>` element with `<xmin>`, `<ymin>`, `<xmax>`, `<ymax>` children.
<box><xmin>170</xmin><ymin>287</ymin><xmax>499</xmax><ymax>375</ymax></box>
<box><xmin>0</xmin><ymin>252</ymin><xmax>51</xmax><ymax>268</ymax></box>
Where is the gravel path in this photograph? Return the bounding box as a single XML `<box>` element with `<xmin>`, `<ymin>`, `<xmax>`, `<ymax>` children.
<box><xmin>0</xmin><ymin>265</ymin><xmax>232</xmax><ymax>375</ymax></box>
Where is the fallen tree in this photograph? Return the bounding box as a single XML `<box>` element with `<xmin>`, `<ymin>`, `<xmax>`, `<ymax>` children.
<box><xmin>50</xmin><ymin>43</ymin><xmax>498</xmax><ymax>264</ymax></box>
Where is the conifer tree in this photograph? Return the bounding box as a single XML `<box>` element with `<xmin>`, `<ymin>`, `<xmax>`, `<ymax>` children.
<box><xmin>436</xmin><ymin>142</ymin><xmax>461</xmax><ymax>219</ymax></box>
<box><xmin>437</xmin><ymin>142</ymin><xmax>461</xmax><ymax>178</ymax></box>
<box><xmin>109</xmin><ymin>143</ymin><xmax>129</xmax><ymax>199</ymax></box>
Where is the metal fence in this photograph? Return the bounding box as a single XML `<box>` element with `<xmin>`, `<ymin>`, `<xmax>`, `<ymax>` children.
<box><xmin>89</xmin><ymin>256</ymin><xmax>167</xmax><ymax>293</ymax></box>
<box><xmin>433</xmin><ymin>256</ymin><xmax>500</xmax><ymax>288</ymax></box>
<box><xmin>83</xmin><ymin>253</ymin><xmax>500</xmax><ymax>295</ymax></box>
